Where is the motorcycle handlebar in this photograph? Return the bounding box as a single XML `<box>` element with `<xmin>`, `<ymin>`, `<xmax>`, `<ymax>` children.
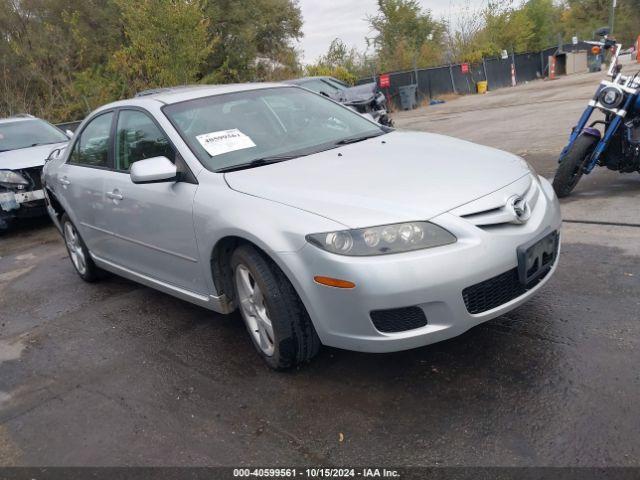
<box><xmin>607</xmin><ymin>43</ymin><xmax>623</xmax><ymax>77</ymax></box>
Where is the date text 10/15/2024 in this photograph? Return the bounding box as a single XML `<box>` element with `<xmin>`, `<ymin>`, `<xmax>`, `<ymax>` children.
<box><xmin>233</xmin><ymin>468</ymin><xmax>401</xmax><ymax>478</ymax></box>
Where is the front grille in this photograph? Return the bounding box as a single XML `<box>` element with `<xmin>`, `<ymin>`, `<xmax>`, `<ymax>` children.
<box><xmin>370</xmin><ymin>306</ymin><xmax>428</xmax><ymax>333</ymax></box>
<box><xmin>462</xmin><ymin>266</ymin><xmax>551</xmax><ymax>315</ymax></box>
<box><xmin>18</xmin><ymin>166</ymin><xmax>43</xmax><ymax>191</ymax></box>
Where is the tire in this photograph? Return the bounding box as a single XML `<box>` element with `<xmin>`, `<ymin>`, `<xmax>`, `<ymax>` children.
<box><xmin>0</xmin><ymin>217</ymin><xmax>12</xmax><ymax>234</ymax></box>
<box><xmin>61</xmin><ymin>213</ymin><xmax>102</xmax><ymax>282</ymax></box>
<box><xmin>553</xmin><ymin>134</ymin><xmax>598</xmax><ymax>198</ymax></box>
<box><xmin>231</xmin><ymin>245</ymin><xmax>320</xmax><ymax>370</ymax></box>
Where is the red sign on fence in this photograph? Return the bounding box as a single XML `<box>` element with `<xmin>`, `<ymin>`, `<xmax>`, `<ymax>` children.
<box><xmin>379</xmin><ymin>73</ymin><xmax>390</xmax><ymax>89</ymax></box>
<box><xmin>461</xmin><ymin>63</ymin><xmax>469</xmax><ymax>74</ymax></box>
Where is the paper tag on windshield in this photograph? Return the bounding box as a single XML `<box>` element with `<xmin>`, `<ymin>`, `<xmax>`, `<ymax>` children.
<box><xmin>196</xmin><ymin>129</ymin><xmax>256</xmax><ymax>157</ymax></box>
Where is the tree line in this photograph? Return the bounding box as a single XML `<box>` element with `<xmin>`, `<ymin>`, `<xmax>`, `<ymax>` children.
<box><xmin>1</xmin><ymin>0</ymin><xmax>639</xmax><ymax>122</ymax></box>
<box><xmin>1</xmin><ymin>0</ymin><xmax>302</xmax><ymax>121</ymax></box>
<box><xmin>313</xmin><ymin>0</ymin><xmax>640</xmax><ymax>83</ymax></box>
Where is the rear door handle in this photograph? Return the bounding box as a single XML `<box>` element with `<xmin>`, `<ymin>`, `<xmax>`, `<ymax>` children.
<box><xmin>59</xmin><ymin>177</ymin><xmax>71</xmax><ymax>187</ymax></box>
<box><xmin>106</xmin><ymin>190</ymin><xmax>123</xmax><ymax>201</ymax></box>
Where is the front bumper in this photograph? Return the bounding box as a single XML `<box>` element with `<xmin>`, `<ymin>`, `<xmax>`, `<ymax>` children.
<box><xmin>0</xmin><ymin>189</ymin><xmax>47</xmax><ymax>226</ymax></box>
<box><xmin>277</xmin><ymin>177</ymin><xmax>562</xmax><ymax>353</ymax></box>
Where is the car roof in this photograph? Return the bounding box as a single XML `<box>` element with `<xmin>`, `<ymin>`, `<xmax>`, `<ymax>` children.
<box><xmin>284</xmin><ymin>76</ymin><xmax>335</xmax><ymax>84</ymax></box>
<box><xmin>0</xmin><ymin>114</ymin><xmax>39</xmax><ymax>125</ymax></box>
<box><xmin>99</xmin><ymin>83</ymin><xmax>290</xmax><ymax>112</ymax></box>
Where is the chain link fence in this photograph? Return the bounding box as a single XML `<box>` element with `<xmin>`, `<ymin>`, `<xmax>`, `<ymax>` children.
<box><xmin>358</xmin><ymin>42</ymin><xmax>594</xmax><ymax>108</ymax></box>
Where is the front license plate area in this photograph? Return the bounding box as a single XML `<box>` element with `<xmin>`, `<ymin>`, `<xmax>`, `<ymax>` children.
<box><xmin>0</xmin><ymin>192</ymin><xmax>19</xmax><ymax>212</ymax></box>
<box><xmin>14</xmin><ymin>189</ymin><xmax>45</xmax><ymax>203</ymax></box>
<box><xmin>517</xmin><ymin>230</ymin><xmax>559</xmax><ymax>286</ymax></box>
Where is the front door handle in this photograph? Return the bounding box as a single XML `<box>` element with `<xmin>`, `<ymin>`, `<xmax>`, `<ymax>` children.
<box><xmin>59</xmin><ymin>176</ymin><xmax>71</xmax><ymax>187</ymax></box>
<box><xmin>106</xmin><ymin>190</ymin><xmax>124</xmax><ymax>201</ymax></box>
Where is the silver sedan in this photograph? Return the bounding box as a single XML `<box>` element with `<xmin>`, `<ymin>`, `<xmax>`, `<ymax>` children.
<box><xmin>42</xmin><ymin>84</ymin><xmax>561</xmax><ymax>369</ymax></box>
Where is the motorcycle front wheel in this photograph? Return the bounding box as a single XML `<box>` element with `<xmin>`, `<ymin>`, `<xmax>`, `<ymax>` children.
<box><xmin>552</xmin><ymin>134</ymin><xmax>598</xmax><ymax>198</ymax></box>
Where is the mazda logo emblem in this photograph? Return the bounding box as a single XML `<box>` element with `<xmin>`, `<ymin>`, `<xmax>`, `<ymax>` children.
<box><xmin>507</xmin><ymin>195</ymin><xmax>530</xmax><ymax>223</ymax></box>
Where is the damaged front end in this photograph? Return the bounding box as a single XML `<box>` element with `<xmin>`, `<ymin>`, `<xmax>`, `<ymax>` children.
<box><xmin>0</xmin><ymin>167</ymin><xmax>47</xmax><ymax>230</ymax></box>
<box><xmin>339</xmin><ymin>83</ymin><xmax>394</xmax><ymax>127</ymax></box>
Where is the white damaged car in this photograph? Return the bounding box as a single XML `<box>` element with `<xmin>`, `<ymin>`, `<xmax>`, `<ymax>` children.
<box><xmin>0</xmin><ymin>115</ymin><xmax>69</xmax><ymax>231</ymax></box>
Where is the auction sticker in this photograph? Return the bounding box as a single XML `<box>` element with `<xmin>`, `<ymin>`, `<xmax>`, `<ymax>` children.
<box><xmin>196</xmin><ymin>129</ymin><xmax>256</xmax><ymax>157</ymax></box>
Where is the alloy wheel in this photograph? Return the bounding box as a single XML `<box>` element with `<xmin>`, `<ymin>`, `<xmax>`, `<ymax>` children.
<box><xmin>234</xmin><ymin>264</ymin><xmax>275</xmax><ymax>356</ymax></box>
<box><xmin>64</xmin><ymin>221</ymin><xmax>87</xmax><ymax>275</ymax></box>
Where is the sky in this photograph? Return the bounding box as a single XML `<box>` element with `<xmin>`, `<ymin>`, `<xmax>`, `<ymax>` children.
<box><xmin>297</xmin><ymin>0</ymin><xmax>486</xmax><ymax>63</ymax></box>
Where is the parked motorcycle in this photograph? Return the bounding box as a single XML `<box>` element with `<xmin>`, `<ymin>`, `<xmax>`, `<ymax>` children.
<box><xmin>553</xmin><ymin>28</ymin><xmax>640</xmax><ymax>197</ymax></box>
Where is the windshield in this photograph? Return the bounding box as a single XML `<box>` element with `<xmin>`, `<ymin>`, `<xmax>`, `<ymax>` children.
<box><xmin>163</xmin><ymin>87</ymin><xmax>384</xmax><ymax>172</ymax></box>
<box><xmin>324</xmin><ymin>78</ymin><xmax>349</xmax><ymax>90</ymax></box>
<box><xmin>300</xmin><ymin>79</ymin><xmax>343</xmax><ymax>96</ymax></box>
<box><xmin>0</xmin><ymin>119</ymin><xmax>68</xmax><ymax>152</ymax></box>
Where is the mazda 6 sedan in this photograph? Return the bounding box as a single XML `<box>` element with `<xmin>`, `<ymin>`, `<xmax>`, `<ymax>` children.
<box><xmin>42</xmin><ymin>84</ymin><xmax>561</xmax><ymax>369</ymax></box>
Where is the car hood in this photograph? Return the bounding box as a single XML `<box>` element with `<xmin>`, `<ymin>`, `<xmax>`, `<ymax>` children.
<box><xmin>0</xmin><ymin>142</ymin><xmax>67</xmax><ymax>170</ymax></box>
<box><xmin>224</xmin><ymin>131</ymin><xmax>530</xmax><ymax>228</ymax></box>
<box><xmin>335</xmin><ymin>82</ymin><xmax>377</xmax><ymax>105</ymax></box>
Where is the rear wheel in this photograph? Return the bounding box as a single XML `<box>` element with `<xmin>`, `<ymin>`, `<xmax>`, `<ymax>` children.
<box><xmin>61</xmin><ymin>214</ymin><xmax>102</xmax><ymax>282</ymax></box>
<box><xmin>553</xmin><ymin>134</ymin><xmax>598</xmax><ymax>198</ymax></box>
<box><xmin>231</xmin><ymin>245</ymin><xmax>320</xmax><ymax>370</ymax></box>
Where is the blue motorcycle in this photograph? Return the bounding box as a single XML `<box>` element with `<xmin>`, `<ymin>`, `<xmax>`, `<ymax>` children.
<box><xmin>553</xmin><ymin>28</ymin><xmax>640</xmax><ymax>197</ymax></box>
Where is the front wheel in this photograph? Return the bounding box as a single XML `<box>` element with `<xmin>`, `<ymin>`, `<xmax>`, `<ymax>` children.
<box><xmin>0</xmin><ymin>216</ymin><xmax>12</xmax><ymax>233</ymax></box>
<box><xmin>231</xmin><ymin>245</ymin><xmax>320</xmax><ymax>370</ymax></box>
<box><xmin>552</xmin><ymin>134</ymin><xmax>598</xmax><ymax>198</ymax></box>
<box><xmin>61</xmin><ymin>214</ymin><xmax>103</xmax><ymax>282</ymax></box>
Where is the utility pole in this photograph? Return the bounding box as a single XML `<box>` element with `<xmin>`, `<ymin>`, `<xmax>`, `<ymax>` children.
<box><xmin>609</xmin><ymin>0</ymin><xmax>616</xmax><ymax>34</ymax></box>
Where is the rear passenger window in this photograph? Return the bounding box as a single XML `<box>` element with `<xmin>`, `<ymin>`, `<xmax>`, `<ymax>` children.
<box><xmin>70</xmin><ymin>112</ymin><xmax>113</xmax><ymax>167</ymax></box>
<box><xmin>115</xmin><ymin>110</ymin><xmax>174</xmax><ymax>171</ymax></box>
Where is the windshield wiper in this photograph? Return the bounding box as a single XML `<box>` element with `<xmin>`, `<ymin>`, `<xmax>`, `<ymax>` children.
<box><xmin>334</xmin><ymin>132</ymin><xmax>384</xmax><ymax>146</ymax></box>
<box><xmin>217</xmin><ymin>154</ymin><xmax>304</xmax><ymax>173</ymax></box>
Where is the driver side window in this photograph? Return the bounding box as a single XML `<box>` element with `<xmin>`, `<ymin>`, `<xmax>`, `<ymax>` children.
<box><xmin>115</xmin><ymin>110</ymin><xmax>174</xmax><ymax>172</ymax></box>
<box><xmin>69</xmin><ymin>112</ymin><xmax>113</xmax><ymax>168</ymax></box>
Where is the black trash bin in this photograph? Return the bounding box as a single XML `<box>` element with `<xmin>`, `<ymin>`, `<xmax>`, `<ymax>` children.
<box><xmin>398</xmin><ymin>84</ymin><xmax>418</xmax><ymax>110</ymax></box>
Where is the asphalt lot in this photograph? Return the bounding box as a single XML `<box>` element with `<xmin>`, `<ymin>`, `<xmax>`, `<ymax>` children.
<box><xmin>1</xmin><ymin>70</ymin><xmax>640</xmax><ymax>467</ymax></box>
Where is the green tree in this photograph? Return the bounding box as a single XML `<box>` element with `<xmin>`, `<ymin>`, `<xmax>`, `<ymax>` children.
<box><xmin>304</xmin><ymin>38</ymin><xmax>363</xmax><ymax>84</ymax></box>
<box><xmin>560</xmin><ymin>0</ymin><xmax>640</xmax><ymax>47</ymax></box>
<box><xmin>367</xmin><ymin>0</ymin><xmax>446</xmax><ymax>71</ymax></box>
<box><xmin>202</xmin><ymin>0</ymin><xmax>303</xmax><ymax>82</ymax></box>
<box><xmin>0</xmin><ymin>0</ymin><xmax>304</xmax><ymax>121</ymax></box>
<box><xmin>0</xmin><ymin>0</ymin><xmax>122</xmax><ymax>120</ymax></box>
<box><xmin>481</xmin><ymin>2</ymin><xmax>535</xmax><ymax>54</ymax></box>
<box><xmin>109</xmin><ymin>0</ymin><xmax>215</xmax><ymax>97</ymax></box>
<box><xmin>523</xmin><ymin>0</ymin><xmax>561</xmax><ymax>51</ymax></box>
<box><xmin>448</xmin><ymin>1</ymin><xmax>537</xmax><ymax>62</ymax></box>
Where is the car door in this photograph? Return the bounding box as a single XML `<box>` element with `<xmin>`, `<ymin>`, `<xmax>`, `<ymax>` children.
<box><xmin>98</xmin><ymin>108</ymin><xmax>206</xmax><ymax>294</ymax></box>
<box><xmin>54</xmin><ymin>111</ymin><xmax>114</xmax><ymax>252</ymax></box>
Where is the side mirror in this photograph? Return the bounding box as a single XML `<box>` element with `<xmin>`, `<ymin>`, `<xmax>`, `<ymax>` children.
<box><xmin>596</xmin><ymin>27</ymin><xmax>610</xmax><ymax>37</ymax></box>
<box><xmin>46</xmin><ymin>147</ymin><xmax>65</xmax><ymax>162</ymax></box>
<box><xmin>65</xmin><ymin>129</ymin><xmax>74</xmax><ymax>138</ymax></box>
<box><xmin>130</xmin><ymin>156</ymin><xmax>177</xmax><ymax>184</ymax></box>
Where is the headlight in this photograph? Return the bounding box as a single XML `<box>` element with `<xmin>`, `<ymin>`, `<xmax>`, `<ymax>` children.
<box><xmin>0</xmin><ymin>170</ymin><xmax>29</xmax><ymax>189</ymax></box>
<box><xmin>598</xmin><ymin>86</ymin><xmax>624</xmax><ymax>109</ymax></box>
<box><xmin>306</xmin><ymin>221</ymin><xmax>456</xmax><ymax>256</ymax></box>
